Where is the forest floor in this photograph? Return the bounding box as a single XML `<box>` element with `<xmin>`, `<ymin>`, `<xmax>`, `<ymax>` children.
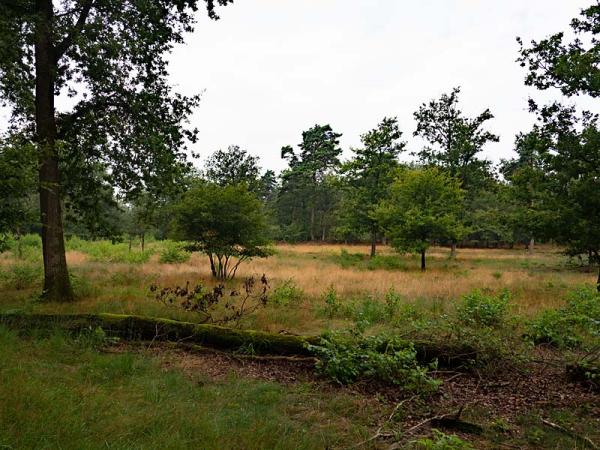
<box><xmin>0</xmin><ymin>239</ymin><xmax>599</xmax><ymax>448</ymax></box>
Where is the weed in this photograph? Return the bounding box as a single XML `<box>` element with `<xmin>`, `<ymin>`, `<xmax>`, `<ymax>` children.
<box><xmin>408</xmin><ymin>430</ymin><xmax>475</xmax><ymax>449</ymax></box>
<box><xmin>159</xmin><ymin>242</ymin><xmax>191</xmax><ymax>264</ymax></box>
<box><xmin>322</xmin><ymin>285</ymin><xmax>342</xmax><ymax>318</ymax></box>
<box><xmin>271</xmin><ymin>279</ymin><xmax>304</xmax><ymax>306</ymax></box>
<box><xmin>309</xmin><ymin>331</ymin><xmax>439</xmax><ymax>393</ymax></box>
<box><xmin>456</xmin><ymin>289</ymin><xmax>510</xmax><ymax>328</ymax></box>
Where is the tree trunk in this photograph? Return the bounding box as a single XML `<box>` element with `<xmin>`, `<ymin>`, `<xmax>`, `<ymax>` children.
<box><xmin>450</xmin><ymin>242</ymin><xmax>457</xmax><ymax>259</ymax></box>
<box><xmin>597</xmin><ymin>265</ymin><xmax>600</xmax><ymax>293</ymax></box>
<box><xmin>528</xmin><ymin>237</ymin><xmax>535</xmax><ymax>254</ymax></box>
<box><xmin>421</xmin><ymin>249</ymin><xmax>426</xmax><ymax>271</ymax></box>
<box><xmin>35</xmin><ymin>0</ymin><xmax>73</xmax><ymax>301</ymax></box>
<box><xmin>310</xmin><ymin>206</ymin><xmax>315</xmax><ymax>241</ymax></box>
<box><xmin>370</xmin><ymin>229</ymin><xmax>377</xmax><ymax>258</ymax></box>
<box><xmin>140</xmin><ymin>232</ymin><xmax>145</xmax><ymax>252</ymax></box>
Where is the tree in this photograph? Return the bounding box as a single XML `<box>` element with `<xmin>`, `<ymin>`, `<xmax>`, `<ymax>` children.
<box><xmin>0</xmin><ymin>0</ymin><xmax>232</xmax><ymax>301</ymax></box>
<box><xmin>341</xmin><ymin>117</ymin><xmax>406</xmax><ymax>257</ymax></box>
<box><xmin>518</xmin><ymin>3</ymin><xmax>600</xmax><ymax>290</ymax></box>
<box><xmin>517</xmin><ymin>2</ymin><xmax>600</xmax><ymax>97</ymax></box>
<box><xmin>204</xmin><ymin>145</ymin><xmax>262</xmax><ymax>192</ymax></box>
<box><xmin>172</xmin><ymin>182</ymin><xmax>272</xmax><ymax>280</ymax></box>
<box><xmin>501</xmin><ymin>127</ymin><xmax>554</xmax><ymax>253</ymax></box>
<box><xmin>279</xmin><ymin>124</ymin><xmax>342</xmax><ymax>241</ymax></box>
<box><xmin>376</xmin><ymin>168</ymin><xmax>465</xmax><ymax>271</ymax></box>
<box><xmin>413</xmin><ymin>87</ymin><xmax>498</xmax><ymax>255</ymax></box>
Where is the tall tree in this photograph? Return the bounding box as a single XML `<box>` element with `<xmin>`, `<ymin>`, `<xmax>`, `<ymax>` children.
<box><xmin>341</xmin><ymin>117</ymin><xmax>406</xmax><ymax>257</ymax></box>
<box><xmin>518</xmin><ymin>2</ymin><xmax>600</xmax><ymax>290</ymax></box>
<box><xmin>414</xmin><ymin>87</ymin><xmax>498</xmax><ymax>255</ymax></box>
<box><xmin>280</xmin><ymin>124</ymin><xmax>342</xmax><ymax>241</ymax></box>
<box><xmin>0</xmin><ymin>0</ymin><xmax>232</xmax><ymax>300</ymax></box>
<box><xmin>501</xmin><ymin>127</ymin><xmax>553</xmax><ymax>253</ymax></box>
<box><xmin>376</xmin><ymin>168</ymin><xmax>465</xmax><ymax>271</ymax></box>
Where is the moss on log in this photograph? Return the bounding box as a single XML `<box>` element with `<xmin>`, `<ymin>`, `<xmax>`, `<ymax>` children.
<box><xmin>0</xmin><ymin>313</ymin><xmax>319</xmax><ymax>355</ymax></box>
<box><xmin>0</xmin><ymin>312</ymin><xmax>481</xmax><ymax>366</ymax></box>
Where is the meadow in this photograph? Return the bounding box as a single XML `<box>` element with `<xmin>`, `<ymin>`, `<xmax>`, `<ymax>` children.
<box><xmin>1</xmin><ymin>236</ymin><xmax>599</xmax><ymax>449</ymax></box>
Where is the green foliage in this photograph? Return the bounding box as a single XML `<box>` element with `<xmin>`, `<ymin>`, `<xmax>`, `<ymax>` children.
<box><xmin>338</xmin><ymin>117</ymin><xmax>406</xmax><ymax>255</ymax></box>
<box><xmin>1</xmin><ymin>262</ymin><xmax>42</xmax><ymax>290</ymax></box>
<box><xmin>334</xmin><ymin>250</ymin><xmax>407</xmax><ymax>271</ymax></box>
<box><xmin>271</xmin><ymin>279</ymin><xmax>304</xmax><ymax>306</ymax></box>
<box><xmin>409</xmin><ymin>430</ymin><xmax>475</xmax><ymax>450</ymax></box>
<box><xmin>527</xmin><ymin>286</ymin><xmax>600</xmax><ymax>348</ymax></box>
<box><xmin>322</xmin><ymin>286</ymin><xmax>342</xmax><ymax>318</ymax></box>
<box><xmin>204</xmin><ymin>145</ymin><xmax>262</xmax><ymax>192</ymax></box>
<box><xmin>377</xmin><ymin>168</ymin><xmax>465</xmax><ymax>270</ymax></box>
<box><xmin>308</xmin><ymin>331</ymin><xmax>439</xmax><ymax>393</ymax></box>
<box><xmin>456</xmin><ymin>289</ymin><xmax>511</xmax><ymax>328</ymax></box>
<box><xmin>159</xmin><ymin>242</ymin><xmax>191</xmax><ymax>264</ymax></box>
<box><xmin>172</xmin><ymin>182</ymin><xmax>272</xmax><ymax>279</ymax></box>
<box><xmin>67</xmin><ymin>239</ymin><xmax>153</xmax><ymax>264</ymax></box>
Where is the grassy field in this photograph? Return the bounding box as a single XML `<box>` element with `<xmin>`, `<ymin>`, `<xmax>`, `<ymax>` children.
<box><xmin>0</xmin><ymin>237</ymin><xmax>594</xmax><ymax>332</ymax></box>
<box><xmin>1</xmin><ymin>237</ymin><xmax>599</xmax><ymax>449</ymax></box>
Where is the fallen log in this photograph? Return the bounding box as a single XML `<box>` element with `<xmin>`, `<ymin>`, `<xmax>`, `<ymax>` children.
<box><xmin>0</xmin><ymin>312</ymin><xmax>482</xmax><ymax>366</ymax></box>
<box><xmin>0</xmin><ymin>312</ymin><xmax>319</xmax><ymax>355</ymax></box>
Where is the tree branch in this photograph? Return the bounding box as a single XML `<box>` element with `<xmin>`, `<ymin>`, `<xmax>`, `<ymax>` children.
<box><xmin>55</xmin><ymin>0</ymin><xmax>94</xmax><ymax>61</ymax></box>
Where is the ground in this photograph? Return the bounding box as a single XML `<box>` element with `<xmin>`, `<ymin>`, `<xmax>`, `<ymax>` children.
<box><xmin>0</xmin><ymin>239</ymin><xmax>598</xmax><ymax>448</ymax></box>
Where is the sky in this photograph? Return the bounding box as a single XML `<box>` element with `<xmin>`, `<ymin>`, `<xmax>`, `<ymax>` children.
<box><xmin>166</xmin><ymin>0</ymin><xmax>594</xmax><ymax>173</ymax></box>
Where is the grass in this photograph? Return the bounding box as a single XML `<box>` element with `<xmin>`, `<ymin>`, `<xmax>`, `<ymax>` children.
<box><xmin>0</xmin><ymin>237</ymin><xmax>595</xmax><ymax>334</ymax></box>
<box><xmin>0</xmin><ymin>326</ymin><xmax>378</xmax><ymax>449</ymax></box>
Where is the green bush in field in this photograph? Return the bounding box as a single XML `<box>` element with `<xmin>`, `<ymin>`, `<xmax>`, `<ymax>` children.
<box><xmin>527</xmin><ymin>286</ymin><xmax>600</xmax><ymax>349</ymax></box>
<box><xmin>68</xmin><ymin>238</ymin><xmax>153</xmax><ymax>264</ymax></box>
<box><xmin>456</xmin><ymin>289</ymin><xmax>510</xmax><ymax>328</ymax></box>
<box><xmin>366</xmin><ymin>255</ymin><xmax>406</xmax><ymax>271</ymax></box>
<box><xmin>308</xmin><ymin>331</ymin><xmax>439</xmax><ymax>393</ymax></box>
<box><xmin>159</xmin><ymin>244</ymin><xmax>191</xmax><ymax>264</ymax></box>
<box><xmin>271</xmin><ymin>279</ymin><xmax>304</xmax><ymax>306</ymax></box>
<box><xmin>2</xmin><ymin>262</ymin><xmax>42</xmax><ymax>290</ymax></box>
<box><xmin>322</xmin><ymin>286</ymin><xmax>342</xmax><ymax>318</ymax></box>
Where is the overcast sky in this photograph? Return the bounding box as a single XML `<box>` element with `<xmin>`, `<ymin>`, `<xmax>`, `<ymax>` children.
<box><xmin>167</xmin><ymin>0</ymin><xmax>594</xmax><ymax>173</ymax></box>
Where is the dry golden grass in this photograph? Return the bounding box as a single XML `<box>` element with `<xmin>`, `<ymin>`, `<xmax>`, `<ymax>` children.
<box><xmin>1</xmin><ymin>242</ymin><xmax>595</xmax><ymax>333</ymax></box>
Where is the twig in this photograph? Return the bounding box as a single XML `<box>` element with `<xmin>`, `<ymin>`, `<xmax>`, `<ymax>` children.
<box><xmin>541</xmin><ymin>418</ymin><xmax>599</xmax><ymax>450</ymax></box>
<box><xmin>350</xmin><ymin>395</ymin><xmax>418</xmax><ymax>449</ymax></box>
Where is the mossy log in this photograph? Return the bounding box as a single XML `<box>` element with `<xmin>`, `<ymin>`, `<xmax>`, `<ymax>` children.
<box><xmin>0</xmin><ymin>312</ymin><xmax>480</xmax><ymax>365</ymax></box>
<box><xmin>0</xmin><ymin>313</ymin><xmax>319</xmax><ymax>355</ymax></box>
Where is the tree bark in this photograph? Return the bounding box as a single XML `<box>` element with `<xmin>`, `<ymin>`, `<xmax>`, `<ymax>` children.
<box><xmin>528</xmin><ymin>237</ymin><xmax>535</xmax><ymax>254</ymax></box>
<box><xmin>421</xmin><ymin>249</ymin><xmax>426</xmax><ymax>271</ymax></box>
<box><xmin>450</xmin><ymin>241</ymin><xmax>457</xmax><ymax>259</ymax></box>
<box><xmin>35</xmin><ymin>0</ymin><xmax>73</xmax><ymax>301</ymax></box>
<box><xmin>370</xmin><ymin>229</ymin><xmax>377</xmax><ymax>258</ymax></box>
<box><xmin>140</xmin><ymin>232</ymin><xmax>145</xmax><ymax>252</ymax></box>
<box><xmin>309</xmin><ymin>206</ymin><xmax>315</xmax><ymax>241</ymax></box>
<box><xmin>597</xmin><ymin>265</ymin><xmax>600</xmax><ymax>293</ymax></box>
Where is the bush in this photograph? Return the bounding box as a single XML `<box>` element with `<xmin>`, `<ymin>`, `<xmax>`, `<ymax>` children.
<box><xmin>322</xmin><ymin>286</ymin><xmax>342</xmax><ymax>318</ymax></box>
<box><xmin>527</xmin><ymin>286</ymin><xmax>600</xmax><ymax>349</ymax></box>
<box><xmin>456</xmin><ymin>289</ymin><xmax>510</xmax><ymax>328</ymax></box>
<box><xmin>70</xmin><ymin>239</ymin><xmax>154</xmax><ymax>264</ymax></box>
<box><xmin>159</xmin><ymin>244</ymin><xmax>191</xmax><ymax>264</ymax></box>
<box><xmin>308</xmin><ymin>331</ymin><xmax>439</xmax><ymax>393</ymax></box>
<box><xmin>2</xmin><ymin>262</ymin><xmax>42</xmax><ymax>290</ymax></box>
<box><xmin>271</xmin><ymin>279</ymin><xmax>304</xmax><ymax>306</ymax></box>
<box><xmin>409</xmin><ymin>430</ymin><xmax>474</xmax><ymax>449</ymax></box>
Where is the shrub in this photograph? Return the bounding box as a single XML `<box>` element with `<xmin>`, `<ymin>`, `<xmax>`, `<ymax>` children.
<box><xmin>322</xmin><ymin>286</ymin><xmax>342</xmax><ymax>318</ymax></box>
<box><xmin>526</xmin><ymin>286</ymin><xmax>600</xmax><ymax>349</ymax></box>
<box><xmin>384</xmin><ymin>288</ymin><xmax>404</xmax><ymax>317</ymax></box>
<box><xmin>159</xmin><ymin>244</ymin><xmax>191</xmax><ymax>264</ymax></box>
<box><xmin>352</xmin><ymin>297</ymin><xmax>388</xmax><ymax>326</ymax></box>
<box><xmin>456</xmin><ymin>289</ymin><xmax>510</xmax><ymax>328</ymax></box>
<box><xmin>271</xmin><ymin>279</ymin><xmax>304</xmax><ymax>306</ymax></box>
<box><xmin>2</xmin><ymin>262</ymin><xmax>42</xmax><ymax>290</ymax></box>
<box><xmin>409</xmin><ymin>430</ymin><xmax>474</xmax><ymax>450</ymax></box>
<box><xmin>366</xmin><ymin>255</ymin><xmax>406</xmax><ymax>271</ymax></box>
<box><xmin>308</xmin><ymin>331</ymin><xmax>439</xmax><ymax>393</ymax></box>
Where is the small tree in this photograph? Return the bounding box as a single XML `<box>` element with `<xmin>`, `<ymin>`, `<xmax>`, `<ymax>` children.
<box><xmin>376</xmin><ymin>168</ymin><xmax>465</xmax><ymax>271</ymax></box>
<box><xmin>173</xmin><ymin>183</ymin><xmax>272</xmax><ymax>280</ymax></box>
